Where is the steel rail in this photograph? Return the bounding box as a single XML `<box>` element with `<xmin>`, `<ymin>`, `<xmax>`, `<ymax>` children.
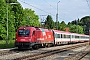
<box><xmin>14</xmin><ymin>43</ymin><xmax>87</xmax><ymax>60</ymax></box>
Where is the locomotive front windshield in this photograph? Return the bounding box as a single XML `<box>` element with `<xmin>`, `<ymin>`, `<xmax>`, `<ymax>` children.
<box><xmin>18</xmin><ymin>30</ymin><xmax>30</xmax><ymax>37</ymax></box>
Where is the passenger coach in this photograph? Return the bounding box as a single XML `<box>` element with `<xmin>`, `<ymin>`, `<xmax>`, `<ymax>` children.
<box><xmin>54</xmin><ymin>30</ymin><xmax>89</xmax><ymax>44</ymax></box>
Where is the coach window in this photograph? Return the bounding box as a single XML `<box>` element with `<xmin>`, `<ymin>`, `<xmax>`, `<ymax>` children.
<box><xmin>75</xmin><ymin>36</ymin><xmax>79</xmax><ymax>38</ymax></box>
<box><xmin>62</xmin><ymin>34</ymin><xmax>64</xmax><ymax>38</ymax></box>
<box><xmin>57</xmin><ymin>34</ymin><xmax>60</xmax><ymax>38</ymax></box>
<box><xmin>64</xmin><ymin>34</ymin><xmax>66</xmax><ymax>38</ymax></box>
<box><xmin>81</xmin><ymin>36</ymin><xmax>83</xmax><ymax>39</ymax></box>
<box><xmin>72</xmin><ymin>35</ymin><xmax>74</xmax><ymax>38</ymax></box>
<box><xmin>75</xmin><ymin>36</ymin><xmax>77</xmax><ymax>38</ymax></box>
<box><xmin>67</xmin><ymin>35</ymin><xmax>70</xmax><ymax>38</ymax></box>
<box><xmin>79</xmin><ymin>36</ymin><xmax>81</xmax><ymax>39</ymax></box>
<box><xmin>71</xmin><ymin>35</ymin><xmax>73</xmax><ymax>38</ymax></box>
<box><xmin>55</xmin><ymin>34</ymin><xmax>60</xmax><ymax>38</ymax></box>
<box><xmin>77</xmin><ymin>36</ymin><xmax>79</xmax><ymax>38</ymax></box>
<box><xmin>55</xmin><ymin>33</ymin><xmax>57</xmax><ymax>38</ymax></box>
<box><xmin>87</xmin><ymin>36</ymin><xmax>89</xmax><ymax>39</ymax></box>
<box><xmin>86</xmin><ymin>36</ymin><xmax>88</xmax><ymax>39</ymax></box>
<box><xmin>69</xmin><ymin>35</ymin><xmax>71</xmax><ymax>38</ymax></box>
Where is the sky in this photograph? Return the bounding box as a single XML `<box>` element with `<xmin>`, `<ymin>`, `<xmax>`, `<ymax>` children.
<box><xmin>17</xmin><ymin>0</ymin><xmax>90</xmax><ymax>24</ymax></box>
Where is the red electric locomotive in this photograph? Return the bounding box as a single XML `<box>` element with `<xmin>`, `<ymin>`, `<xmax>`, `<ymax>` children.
<box><xmin>15</xmin><ymin>26</ymin><xmax>54</xmax><ymax>49</ymax></box>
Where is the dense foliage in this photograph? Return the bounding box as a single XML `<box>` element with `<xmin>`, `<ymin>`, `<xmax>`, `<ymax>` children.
<box><xmin>44</xmin><ymin>15</ymin><xmax>55</xmax><ymax>29</ymax></box>
<box><xmin>23</xmin><ymin>8</ymin><xmax>40</xmax><ymax>26</ymax></box>
<box><xmin>68</xmin><ymin>16</ymin><xmax>90</xmax><ymax>35</ymax></box>
<box><xmin>0</xmin><ymin>0</ymin><xmax>40</xmax><ymax>40</ymax></box>
<box><xmin>0</xmin><ymin>0</ymin><xmax>90</xmax><ymax>41</ymax></box>
<box><xmin>44</xmin><ymin>15</ymin><xmax>89</xmax><ymax>34</ymax></box>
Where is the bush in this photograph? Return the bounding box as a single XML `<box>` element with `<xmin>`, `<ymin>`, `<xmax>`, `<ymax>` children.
<box><xmin>0</xmin><ymin>40</ymin><xmax>15</xmax><ymax>49</ymax></box>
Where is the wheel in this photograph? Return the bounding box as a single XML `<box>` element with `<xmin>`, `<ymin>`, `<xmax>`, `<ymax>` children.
<box><xmin>18</xmin><ymin>47</ymin><xmax>22</xmax><ymax>50</ymax></box>
<box><xmin>32</xmin><ymin>45</ymin><xmax>39</xmax><ymax>49</ymax></box>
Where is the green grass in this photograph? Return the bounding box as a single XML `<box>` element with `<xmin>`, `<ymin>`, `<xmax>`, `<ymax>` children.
<box><xmin>0</xmin><ymin>40</ymin><xmax>15</xmax><ymax>49</ymax></box>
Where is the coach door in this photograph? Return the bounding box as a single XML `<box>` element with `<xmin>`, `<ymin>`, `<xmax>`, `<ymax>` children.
<box><xmin>55</xmin><ymin>33</ymin><xmax>61</xmax><ymax>44</ymax></box>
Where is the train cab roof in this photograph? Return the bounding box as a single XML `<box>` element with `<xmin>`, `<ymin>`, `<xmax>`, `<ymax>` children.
<box><xmin>35</xmin><ymin>27</ymin><xmax>53</xmax><ymax>32</ymax></box>
<box><xmin>18</xmin><ymin>26</ymin><xmax>36</xmax><ymax>30</ymax></box>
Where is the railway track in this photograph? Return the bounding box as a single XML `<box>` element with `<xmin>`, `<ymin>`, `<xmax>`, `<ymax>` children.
<box><xmin>0</xmin><ymin>50</ymin><xmax>14</xmax><ymax>56</ymax></box>
<box><xmin>0</xmin><ymin>49</ymin><xmax>20</xmax><ymax>56</ymax></box>
<box><xmin>14</xmin><ymin>43</ymin><xmax>87</xmax><ymax>60</ymax></box>
<box><xmin>64</xmin><ymin>45</ymin><xmax>90</xmax><ymax>60</ymax></box>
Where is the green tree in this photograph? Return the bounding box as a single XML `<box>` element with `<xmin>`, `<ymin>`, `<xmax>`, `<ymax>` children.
<box><xmin>45</xmin><ymin>15</ymin><xmax>55</xmax><ymax>29</ymax></box>
<box><xmin>0</xmin><ymin>0</ymin><xmax>7</xmax><ymax>40</ymax></box>
<box><xmin>80</xmin><ymin>16</ymin><xmax>90</xmax><ymax>34</ymax></box>
<box><xmin>22</xmin><ymin>8</ymin><xmax>40</xmax><ymax>26</ymax></box>
<box><xmin>0</xmin><ymin>0</ymin><xmax>41</xmax><ymax>40</ymax></box>
<box><xmin>5</xmin><ymin>0</ymin><xmax>23</xmax><ymax>40</ymax></box>
<box><xmin>68</xmin><ymin>24</ymin><xmax>84</xmax><ymax>34</ymax></box>
<box><xmin>68</xmin><ymin>16</ymin><xmax>90</xmax><ymax>34</ymax></box>
<box><xmin>54</xmin><ymin>21</ymin><xmax>61</xmax><ymax>30</ymax></box>
<box><xmin>0</xmin><ymin>0</ymin><xmax>23</xmax><ymax>40</ymax></box>
<box><xmin>59</xmin><ymin>21</ymin><xmax>66</xmax><ymax>31</ymax></box>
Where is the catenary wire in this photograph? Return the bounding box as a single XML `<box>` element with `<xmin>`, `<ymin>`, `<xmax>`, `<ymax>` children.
<box><xmin>19</xmin><ymin>0</ymin><xmax>64</xmax><ymax>20</ymax></box>
<box><xmin>86</xmin><ymin>0</ymin><xmax>90</xmax><ymax>9</ymax></box>
<box><xmin>18</xmin><ymin>0</ymin><xmax>67</xmax><ymax>21</ymax></box>
<box><xmin>43</xmin><ymin>0</ymin><xmax>74</xmax><ymax>20</ymax></box>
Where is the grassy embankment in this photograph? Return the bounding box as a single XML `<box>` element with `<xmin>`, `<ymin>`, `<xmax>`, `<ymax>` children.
<box><xmin>0</xmin><ymin>40</ymin><xmax>15</xmax><ymax>49</ymax></box>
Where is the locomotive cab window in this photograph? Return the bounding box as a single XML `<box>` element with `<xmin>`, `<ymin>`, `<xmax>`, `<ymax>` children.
<box><xmin>18</xmin><ymin>30</ymin><xmax>30</xmax><ymax>37</ymax></box>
